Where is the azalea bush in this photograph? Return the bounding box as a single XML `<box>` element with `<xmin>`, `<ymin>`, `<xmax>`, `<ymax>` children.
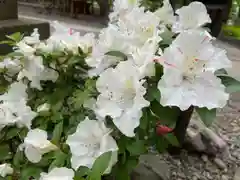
<box><xmin>0</xmin><ymin>0</ymin><xmax>240</xmax><ymax>179</ymax></box>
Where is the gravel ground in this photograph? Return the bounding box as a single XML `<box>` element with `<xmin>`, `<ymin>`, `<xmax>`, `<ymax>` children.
<box><xmin>159</xmin><ymin>97</ymin><xmax>240</xmax><ymax>180</ymax></box>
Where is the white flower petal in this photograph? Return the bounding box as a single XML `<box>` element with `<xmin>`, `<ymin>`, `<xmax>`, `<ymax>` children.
<box><xmin>173</xmin><ymin>1</ymin><xmax>211</xmax><ymax>32</ymax></box>
<box><xmin>24</xmin><ymin>145</ymin><xmax>42</xmax><ymax>163</ymax></box>
<box><xmin>67</xmin><ymin>118</ymin><xmax>118</xmax><ymax>171</ymax></box>
<box><xmin>23</xmin><ymin>129</ymin><xmax>58</xmax><ymax>163</ymax></box>
<box><xmin>113</xmin><ymin>109</ymin><xmax>143</xmax><ymax>137</ymax></box>
<box><xmin>40</xmin><ymin>167</ymin><xmax>74</xmax><ymax>180</ymax></box>
<box><xmin>0</xmin><ymin>164</ymin><xmax>13</xmax><ymax>177</ymax></box>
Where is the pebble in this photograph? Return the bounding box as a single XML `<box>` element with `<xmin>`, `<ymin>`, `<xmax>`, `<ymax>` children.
<box><xmin>192</xmin><ymin>176</ymin><xmax>198</xmax><ymax>180</ymax></box>
<box><xmin>213</xmin><ymin>158</ymin><xmax>227</xmax><ymax>170</ymax></box>
<box><xmin>221</xmin><ymin>175</ymin><xmax>228</xmax><ymax>180</ymax></box>
<box><xmin>234</xmin><ymin>167</ymin><xmax>240</xmax><ymax>180</ymax></box>
<box><xmin>201</xmin><ymin>155</ymin><xmax>208</xmax><ymax>162</ymax></box>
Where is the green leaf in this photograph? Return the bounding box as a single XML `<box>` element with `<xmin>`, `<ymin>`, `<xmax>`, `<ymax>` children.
<box><xmin>13</xmin><ymin>150</ymin><xmax>24</xmax><ymax>168</ymax></box>
<box><xmin>155</xmin><ymin>136</ymin><xmax>169</xmax><ymax>153</ymax></box>
<box><xmin>75</xmin><ymin>166</ymin><xmax>91</xmax><ymax>177</ymax></box>
<box><xmin>126</xmin><ymin>157</ymin><xmax>139</xmax><ymax>172</ymax></box>
<box><xmin>89</xmin><ymin>151</ymin><xmax>112</xmax><ymax>180</ymax></box>
<box><xmin>150</xmin><ymin>100</ymin><xmax>180</xmax><ymax>128</ymax></box>
<box><xmin>51</xmin><ymin>121</ymin><xmax>63</xmax><ymax>144</ymax></box>
<box><xmin>6</xmin><ymin>32</ymin><xmax>23</xmax><ymax>42</ymax></box>
<box><xmin>0</xmin><ymin>144</ymin><xmax>12</xmax><ymax>161</ymax></box>
<box><xmin>218</xmin><ymin>75</ymin><xmax>240</xmax><ymax>93</ymax></box>
<box><xmin>146</xmin><ymin>85</ymin><xmax>161</xmax><ymax>102</ymax></box>
<box><xmin>196</xmin><ymin>107</ymin><xmax>217</xmax><ymax>126</ymax></box>
<box><xmin>20</xmin><ymin>167</ymin><xmax>42</xmax><ymax>180</ymax></box>
<box><xmin>127</xmin><ymin>140</ymin><xmax>146</xmax><ymax>156</ymax></box>
<box><xmin>160</xmin><ymin>28</ymin><xmax>175</xmax><ymax>45</ymax></box>
<box><xmin>0</xmin><ymin>40</ymin><xmax>15</xmax><ymax>45</ymax></box>
<box><xmin>48</xmin><ymin>151</ymin><xmax>68</xmax><ymax>171</ymax></box>
<box><xmin>139</xmin><ymin>109</ymin><xmax>150</xmax><ymax>130</ymax></box>
<box><xmin>5</xmin><ymin>127</ymin><xmax>21</xmax><ymax>140</ymax></box>
<box><xmin>105</xmin><ymin>51</ymin><xmax>128</xmax><ymax>61</ymax></box>
<box><xmin>115</xmin><ymin>166</ymin><xmax>131</xmax><ymax>180</ymax></box>
<box><xmin>163</xmin><ymin>133</ymin><xmax>179</xmax><ymax>147</ymax></box>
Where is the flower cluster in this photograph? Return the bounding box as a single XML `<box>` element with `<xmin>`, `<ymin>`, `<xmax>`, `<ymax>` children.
<box><xmin>0</xmin><ymin>0</ymin><xmax>239</xmax><ymax>179</ymax></box>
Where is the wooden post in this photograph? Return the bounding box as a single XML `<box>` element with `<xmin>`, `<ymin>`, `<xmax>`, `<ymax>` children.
<box><xmin>168</xmin><ymin>106</ymin><xmax>194</xmax><ymax>155</ymax></box>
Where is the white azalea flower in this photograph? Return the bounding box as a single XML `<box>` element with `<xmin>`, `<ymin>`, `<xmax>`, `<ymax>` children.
<box><xmin>0</xmin><ymin>81</ymin><xmax>37</xmax><ymax>130</ymax></box>
<box><xmin>86</xmin><ymin>25</ymin><xmax>129</xmax><ymax>77</ymax></box>
<box><xmin>0</xmin><ymin>58</ymin><xmax>21</xmax><ymax>74</ymax></box>
<box><xmin>23</xmin><ymin>28</ymin><xmax>40</xmax><ymax>45</ymax></box>
<box><xmin>40</xmin><ymin>167</ymin><xmax>74</xmax><ymax>180</ymax></box>
<box><xmin>47</xmin><ymin>21</ymin><xmax>95</xmax><ymax>54</ymax></box>
<box><xmin>0</xmin><ymin>102</ymin><xmax>17</xmax><ymax>130</ymax></box>
<box><xmin>17</xmin><ymin>55</ymin><xmax>58</xmax><ymax>90</ymax></box>
<box><xmin>22</xmin><ymin>128</ymin><xmax>58</xmax><ymax>163</ymax></box>
<box><xmin>14</xmin><ymin>101</ymin><xmax>38</xmax><ymax>129</ymax></box>
<box><xmin>157</xmin><ymin>29</ymin><xmax>231</xmax><ymax>110</ymax></box>
<box><xmin>17</xmin><ymin>55</ymin><xmax>45</xmax><ymax>89</ymax></box>
<box><xmin>0</xmin><ymin>100</ymin><xmax>37</xmax><ymax>130</ymax></box>
<box><xmin>95</xmin><ymin>61</ymin><xmax>150</xmax><ymax>137</ymax></box>
<box><xmin>66</xmin><ymin>117</ymin><xmax>118</xmax><ymax>172</ymax></box>
<box><xmin>0</xmin><ymin>163</ymin><xmax>13</xmax><ymax>177</ymax></box>
<box><xmin>118</xmin><ymin>7</ymin><xmax>161</xmax><ymax>46</ymax></box>
<box><xmin>131</xmin><ymin>38</ymin><xmax>161</xmax><ymax>78</ymax></box>
<box><xmin>154</xmin><ymin>0</ymin><xmax>176</xmax><ymax>25</ymax></box>
<box><xmin>172</xmin><ymin>1</ymin><xmax>211</xmax><ymax>33</ymax></box>
<box><xmin>109</xmin><ymin>0</ymin><xmax>140</xmax><ymax>23</ymax></box>
<box><xmin>15</xmin><ymin>41</ymin><xmax>35</xmax><ymax>56</ymax></box>
<box><xmin>37</xmin><ymin>103</ymin><xmax>50</xmax><ymax>113</ymax></box>
<box><xmin>0</xmin><ymin>81</ymin><xmax>27</xmax><ymax>102</ymax></box>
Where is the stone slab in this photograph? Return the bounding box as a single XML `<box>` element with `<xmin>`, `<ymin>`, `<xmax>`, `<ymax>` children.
<box><xmin>0</xmin><ymin>18</ymin><xmax>50</xmax><ymax>55</ymax></box>
<box><xmin>0</xmin><ymin>0</ymin><xmax>18</xmax><ymax>20</ymax></box>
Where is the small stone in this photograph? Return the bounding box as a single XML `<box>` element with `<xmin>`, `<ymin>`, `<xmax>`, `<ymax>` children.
<box><xmin>201</xmin><ymin>155</ymin><xmax>208</xmax><ymax>162</ymax></box>
<box><xmin>192</xmin><ymin>176</ymin><xmax>198</xmax><ymax>180</ymax></box>
<box><xmin>234</xmin><ymin>167</ymin><xmax>240</xmax><ymax>180</ymax></box>
<box><xmin>213</xmin><ymin>158</ymin><xmax>227</xmax><ymax>170</ymax></box>
<box><xmin>221</xmin><ymin>175</ymin><xmax>228</xmax><ymax>180</ymax></box>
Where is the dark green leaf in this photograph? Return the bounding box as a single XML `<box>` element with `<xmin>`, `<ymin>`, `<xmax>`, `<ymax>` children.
<box><xmin>127</xmin><ymin>140</ymin><xmax>146</xmax><ymax>156</ymax></box>
<box><xmin>160</xmin><ymin>28</ymin><xmax>175</xmax><ymax>45</ymax></box>
<box><xmin>163</xmin><ymin>133</ymin><xmax>179</xmax><ymax>147</ymax></box>
<box><xmin>0</xmin><ymin>144</ymin><xmax>12</xmax><ymax>161</ymax></box>
<box><xmin>139</xmin><ymin>109</ymin><xmax>150</xmax><ymax>130</ymax></box>
<box><xmin>52</xmin><ymin>121</ymin><xmax>63</xmax><ymax>144</ymax></box>
<box><xmin>105</xmin><ymin>51</ymin><xmax>128</xmax><ymax>61</ymax></box>
<box><xmin>13</xmin><ymin>150</ymin><xmax>24</xmax><ymax>168</ymax></box>
<box><xmin>20</xmin><ymin>167</ymin><xmax>42</xmax><ymax>180</ymax></box>
<box><xmin>48</xmin><ymin>151</ymin><xmax>67</xmax><ymax>171</ymax></box>
<box><xmin>218</xmin><ymin>75</ymin><xmax>240</xmax><ymax>93</ymax></box>
<box><xmin>196</xmin><ymin>107</ymin><xmax>217</xmax><ymax>126</ymax></box>
<box><xmin>146</xmin><ymin>85</ymin><xmax>161</xmax><ymax>102</ymax></box>
<box><xmin>76</xmin><ymin>166</ymin><xmax>91</xmax><ymax>177</ymax></box>
<box><xmin>155</xmin><ymin>136</ymin><xmax>169</xmax><ymax>153</ymax></box>
<box><xmin>126</xmin><ymin>157</ymin><xmax>139</xmax><ymax>172</ymax></box>
<box><xmin>150</xmin><ymin>100</ymin><xmax>180</xmax><ymax>128</ymax></box>
<box><xmin>5</xmin><ymin>127</ymin><xmax>21</xmax><ymax>140</ymax></box>
<box><xmin>89</xmin><ymin>151</ymin><xmax>112</xmax><ymax>180</ymax></box>
<box><xmin>115</xmin><ymin>166</ymin><xmax>131</xmax><ymax>180</ymax></box>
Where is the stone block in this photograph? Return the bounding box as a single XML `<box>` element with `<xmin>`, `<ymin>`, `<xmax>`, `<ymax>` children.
<box><xmin>0</xmin><ymin>18</ymin><xmax>50</xmax><ymax>55</ymax></box>
<box><xmin>132</xmin><ymin>155</ymin><xmax>170</xmax><ymax>180</ymax></box>
<box><xmin>0</xmin><ymin>0</ymin><xmax>18</xmax><ymax>20</ymax></box>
